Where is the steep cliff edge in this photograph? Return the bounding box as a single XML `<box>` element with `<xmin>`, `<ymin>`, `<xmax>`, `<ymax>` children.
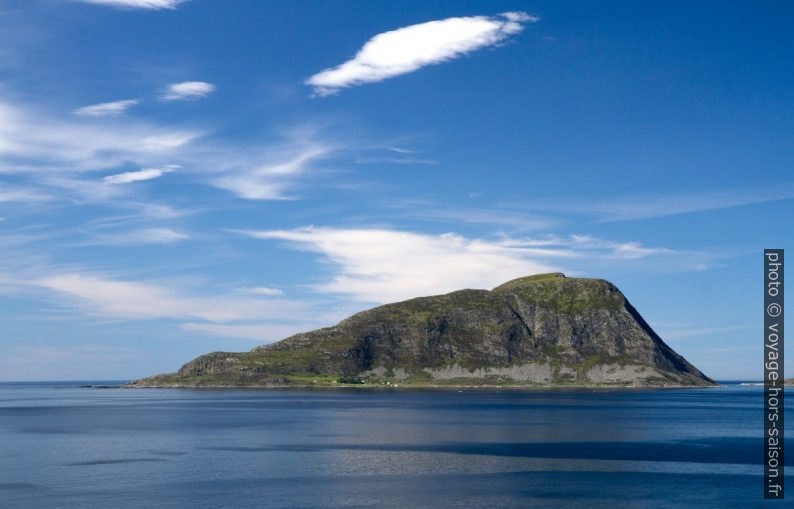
<box><xmin>128</xmin><ymin>273</ymin><xmax>713</xmax><ymax>387</ymax></box>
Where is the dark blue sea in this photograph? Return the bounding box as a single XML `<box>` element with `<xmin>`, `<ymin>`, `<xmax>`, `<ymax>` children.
<box><xmin>0</xmin><ymin>382</ymin><xmax>787</xmax><ymax>508</ymax></box>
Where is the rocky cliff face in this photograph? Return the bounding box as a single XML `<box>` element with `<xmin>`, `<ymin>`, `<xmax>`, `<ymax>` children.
<box><xmin>130</xmin><ymin>273</ymin><xmax>713</xmax><ymax>387</ymax></box>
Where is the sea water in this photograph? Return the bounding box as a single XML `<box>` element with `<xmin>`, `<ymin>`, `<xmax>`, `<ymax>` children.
<box><xmin>0</xmin><ymin>382</ymin><xmax>787</xmax><ymax>508</ymax></box>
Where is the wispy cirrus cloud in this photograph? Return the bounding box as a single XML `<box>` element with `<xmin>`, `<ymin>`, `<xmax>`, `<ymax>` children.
<box><xmin>160</xmin><ymin>81</ymin><xmax>216</xmax><ymax>101</ymax></box>
<box><xmin>103</xmin><ymin>165</ymin><xmax>179</xmax><ymax>185</ymax></box>
<box><xmin>212</xmin><ymin>140</ymin><xmax>332</xmax><ymax>200</ymax></box>
<box><xmin>180</xmin><ymin>322</ymin><xmax>303</xmax><ymax>341</ymax></box>
<box><xmin>528</xmin><ymin>234</ymin><xmax>673</xmax><ymax>260</ymax></box>
<box><xmin>0</xmin><ymin>99</ymin><xmax>349</xmax><ymax>207</ymax></box>
<box><xmin>35</xmin><ymin>273</ymin><xmax>310</xmax><ymax>323</ymax></box>
<box><xmin>73</xmin><ymin>99</ymin><xmax>139</xmax><ymax>117</ymax></box>
<box><xmin>522</xmin><ymin>183</ymin><xmax>794</xmax><ymax>222</ymax></box>
<box><xmin>18</xmin><ymin>271</ymin><xmax>353</xmax><ymax>343</ymax></box>
<box><xmin>75</xmin><ymin>0</ymin><xmax>189</xmax><ymax>9</ymax></box>
<box><xmin>0</xmin><ymin>100</ymin><xmax>201</xmax><ymax>172</ymax></box>
<box><xmin>306</xmin><ymin>12</ymin><xmax>537</xmax><ymax>95</ymax></box>
<box><xmin>81</xmin><ymin>227</ymin><xmax>190</xmax><ymax>245</ymax></box>
<box><xmin>354</xmin><ymin>156</ymin><xmax>437</xmax><ymax>165</ymax></box>
<box><xmin>0</xmin><ymin>186</ymin><xmax>53</xmax><ymax>203</ymax></box>
<box><xmin>241</xmin><ymin>286</ymin><xmax>284</xmax><ymax>297</ymax></box>
<box><xmin>242</xmin><ymin>227</ymin><xmax>711</xmax><ymax>303</ymax></box>
<box><xmin>657</xmin><ymin>323</ymin><xmax>758</xmax><ymax>341</ymax></box>
<box><xmin>408</xmin><ymin>206</ymin><xmax>557</xmax><ymax>231</ymax></box>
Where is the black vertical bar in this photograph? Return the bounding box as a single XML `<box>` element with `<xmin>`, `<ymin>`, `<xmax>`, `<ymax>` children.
<box><xmin>765</xmin><ymin>249</ymin><xmax>784</xmax><ymax>499</ymax></box>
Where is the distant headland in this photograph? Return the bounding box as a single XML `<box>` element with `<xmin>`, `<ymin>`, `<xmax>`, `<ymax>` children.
<box><xmin>128</xmin><ymin>273</ymin><xmax>714</xmax><ymax>388</ymax></box>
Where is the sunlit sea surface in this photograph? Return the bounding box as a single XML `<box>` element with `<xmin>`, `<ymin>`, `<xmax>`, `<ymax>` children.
<box><xmin>0</xmin><ymin>382</ymin><xmax>787</xmax><ymax>508</ymax></box>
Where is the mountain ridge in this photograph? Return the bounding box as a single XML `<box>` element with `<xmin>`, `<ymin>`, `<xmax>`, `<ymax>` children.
<box><xmin>128</xmin><ymin>273</ymin><xmax>714</xmax><ymax>388</ymax></box>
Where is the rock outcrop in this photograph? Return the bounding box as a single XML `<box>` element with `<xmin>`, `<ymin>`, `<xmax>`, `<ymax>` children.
<box><xmin>129</xmin><ymin>273</ymin><xmax>713</xmax><ymax>387</ymax></box>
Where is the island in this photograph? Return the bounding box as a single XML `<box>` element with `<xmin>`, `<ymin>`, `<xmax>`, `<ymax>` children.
<box><xmin>128</xmin><ymin>273</ymin><xmax>714</xmax><ymax>388</ymax></box>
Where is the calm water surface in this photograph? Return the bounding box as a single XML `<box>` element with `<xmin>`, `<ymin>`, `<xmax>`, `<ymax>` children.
<box><xmin>0</xmin><ymin>382</ymin><xmax>787</xmax><ymax>508</ymax></box>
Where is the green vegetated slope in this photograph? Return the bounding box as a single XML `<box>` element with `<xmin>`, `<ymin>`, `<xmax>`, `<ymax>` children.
<box><xmin>129</xmin><ymin>273</ymin><xmax>713</xmax><ymax>387</ymax></box>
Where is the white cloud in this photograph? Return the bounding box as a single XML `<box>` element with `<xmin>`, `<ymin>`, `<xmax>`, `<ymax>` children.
<box><xmin>160</xmin><ymin>81</ymin><xmax>216</xmax><ymax>101</ymax></box>
<box><xmin>243</xmin><ymin>227</ymin><xmax>559</xmax><ymax>303</ymax></box>
<box><xmin>103</xmin><ymin>165</ymin><xmax>178</xmax><ymax>184</ymax></box>
<box><xmin>410</xmin><ymin>207</ymin><xmax>556</xmax><ymax>230</ymax></box>
<box><xmin>354</xmin><ymin>156</ymin><xmax>437</xmax><ymax>165</ymax></box>
<box><xmin>242</xmin><ymin>227</ymin><xmax>711</xmax><ymax>303</ymax></box>
<box><xmin>0</xmin><ymin>100</ymin><xmax>201</xmax><ymax>172</ymax></box>
<box><xmin>85</xmin><ymin>227</ymin><xmax>190</xmax><ymax>245</ymax></box>
<box><xmin>0</xmin><ymin>186</ymin><xmax>52</xmax><ymax>203</ymax></box>
<box><xmin>658</xmin><ymin>324</ymin><xmax>757</xmax><ymax>341</ymax></box>
<box><xmin>0</xmin><ymin>100</ymin><xmax>342</xmax><ymax>207</ymax></box>
<box><xmin>180</xmin><ymin>322</ymin><xmax>303</xmax><ymax>341</ymax></box>
<box><xmin>212</xmin><ymin>142</ymin><xmax>330</xmax><ymax>200</ymax></box>
<box><xmin>522</xmin><ymin>183</ymin><xmax>794</xmax><ymax>222</ymax></box>
<box><xmin>564</xmin><ymin>234</ymin><xmax>672</xmax><ymax>260</ymax></box>
<box><xmin>122</xmin><ymin>227</ymin><xmax>188</xmax><ymax>243</ymax></box>
<box><xmin>243</xmin><ymin>286</ymin><xmax>285</xmax><ymax>297</ymax></box>
<box><xmin>35</xmin><ymin>273</ymin><xmax>311</xmax><ymax>323</ymax></box>
<box><xmin>306</xmin><ymin>12</ymin><xmax>537</xmax><ymax>95</ymax></box>
<box><xmin>73</xmin><ymin>99</ymin><xmax>139</xmax><ymax>117</ymax></box>
<box><xmin>25</xmin><ymin>272</ymin><xmax>356</xmax><ymax>345</ymax></box>
<box><xmin>76</xmin><ymin>0</ymin><xmax>188</xmax><ymax>9</ymax></box>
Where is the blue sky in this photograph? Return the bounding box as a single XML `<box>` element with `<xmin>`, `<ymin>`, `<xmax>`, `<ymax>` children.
<box><xmin>0</xmin><ymin>0</ymin><xmax>791</xmax><ymax>380</ymax></box>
